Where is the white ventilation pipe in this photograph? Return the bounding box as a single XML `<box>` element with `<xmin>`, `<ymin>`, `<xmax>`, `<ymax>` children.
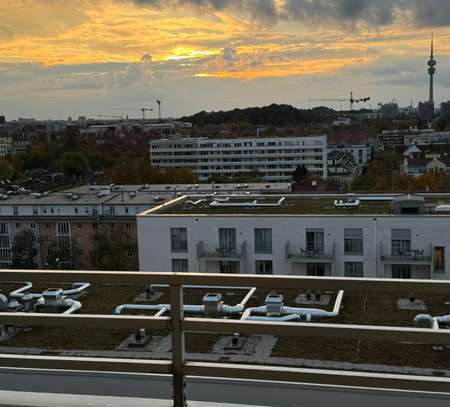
<box><xmin>334</xmin><ymin>199</ymin><xmax>360</xmax><ymax>208</ymax></box>
<box><xmin>114</xmin><ymin>287</ymin><xmax>257</xmax><ymax>316</ymax></box>
<box><xmin>150</xmin><ymin>284</ymin><xmax>254</xmax><ymax>290</ymax></box>
<box><xmin>414</xmin><ymin>314</ymin><xmax>450</xmax><ymax>329</ymax></box>
<box><xmin>62</xmin><ymin>299</ymin><xmax>82</xmax><ymax>314</ymax></box>
<box><xmin>62</xmin><ymin>283</ymin><xmax>90</xmax><ymax>296</ymax></box>
<box><xmin>242</xmin><ymin>314</ymin><xmax>301</xmax><ymax>322</ymax></box>
<box><xmin>9</xmin><ymin>282</ymin><xmax>42</xmax><ymax>298</ymax></box>
<box><xmin>9</xmin><ymin>282</ymin><xmax>89</xmax><ymax>299</ymax></box>
<box><xmin>241</xmin><ymin>290</ymin><xmax>344</xmax><ymax>322</ymax></box>
<box><xmin>209</xmin><ymin>197</ymin><xmax>285</xmax><ymax>208</ymax></box>
<box><xmin>114</xmin><ymin>304</ymin><xmax>204</xmax><ymax>315</ymax></box>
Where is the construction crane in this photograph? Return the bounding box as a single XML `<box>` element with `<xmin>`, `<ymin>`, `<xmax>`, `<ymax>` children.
<box><xmin>141</xmin><ymin>108</ymin><xmax>154</xmax><ymax>122</ymax></box>
<box><xmin>309</xmin><ymin>91</ymin><xmax>370</xmax><ymax>110</ymax></box>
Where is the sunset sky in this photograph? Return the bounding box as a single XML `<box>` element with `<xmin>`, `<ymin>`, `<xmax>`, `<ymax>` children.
<box><xmin>1</xmin><ymin>0</ymin><xmax>450</xmax><ymax>119</ymax></box>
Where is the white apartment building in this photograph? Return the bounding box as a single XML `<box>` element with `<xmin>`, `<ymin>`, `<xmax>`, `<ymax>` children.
<box><xmin>149</xmin><ymin>135</ymin><xmax>328</xmax><ymax>182</ymax></box>
<box><xmin>0</xmin><ymin>137</ymin><xmax>13</xmax><ymax>158</ymax></box>
<box><xmin>138</xmin><ymin>194</ymin><xmax>450</xmax><ymax>280</ymax></box>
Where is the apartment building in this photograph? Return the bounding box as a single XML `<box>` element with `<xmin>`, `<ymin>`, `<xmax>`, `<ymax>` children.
<box><xmin>138</xmin><ymin>194</ymin><xmax>450</xmax><ymax>279</ymax></box>
<box><xmin>149</xmin><ymin>135</ymin><xmax>328</xmax><ymax>182</ymax></box>
<box><xmin>0</xmin><ymin>184</ymin><xmax>176</xmax><ymax>270</ymax></box>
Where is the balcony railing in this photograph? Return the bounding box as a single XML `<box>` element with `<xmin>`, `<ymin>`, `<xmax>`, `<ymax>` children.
<box><xmin>285</xmin><ymin>242</ymin><xmax>335</xmax><ymax>262</ymax></box>
<box><xmin>197</xmin><ymin>241</ymin><xmax>247</xmax><ymax>259</ymax></box>
<box><xmin>380</xmin><ymin>244</ymin><xmax>432</xmax><ymax>264</ymax></box>
<box><xmin>0</xmin><ymin>270</ymin><xmax>450</xmax><ymax>406</ymax></box>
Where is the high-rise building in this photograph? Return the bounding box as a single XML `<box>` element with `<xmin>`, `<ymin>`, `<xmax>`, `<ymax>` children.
<box><xmin>440</xmin><ymin>101</ymin><xmax>450</xmax><ymax>119</ymax></box>
<box><xmin>419</xmin><ymin>35</ymin><xmax>437</xmax><ymax>120</ymax></box>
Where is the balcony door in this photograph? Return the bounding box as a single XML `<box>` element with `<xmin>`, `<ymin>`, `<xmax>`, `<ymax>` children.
<box><xmin>219</xmin><ymin>228</ymin><xmax>236</xmax><ymax>253</ymax></box>
<box><xmin>391</xmin><ymin>229</ymin><xmax>411</xmax><ymax>256</ymax></box>
<box><xmin>306</xmin><ymin>229</ymin><xmax>324</xmax><ymax>254</ymax></box>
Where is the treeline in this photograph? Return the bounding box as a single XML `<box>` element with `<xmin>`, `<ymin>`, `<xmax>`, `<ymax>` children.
<box><xmin>2</xmin><ymin>129</ymin><xmax>198</xmax><ymax>187</ymax></box>
<box><xmin>182</xmin><ymin>104</ymin><xmax>338</xmax><ymax>126</ymax></box>
<box><xmin>351</xmin><ymin>153</ymin><xmax>450</xmax><ymax>192</ymax></box>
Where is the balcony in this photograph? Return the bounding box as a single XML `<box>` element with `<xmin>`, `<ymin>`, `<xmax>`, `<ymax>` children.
<box><xmin>285</xmin><ymin>242</ymin><xmax>335</xmax><ymax>263</ymax></box>
<box><xmin>197</xmin><ymin>241</ymin><xmax>247</xmax><ymax>260</ymax></box>
<box><xmin>380</xmin><ymin>244</ymin><xmax>432</xmax><ymax>265</ymax></box>
<box><xmin>0</xmin><ymin>270</ymin><xmax>450</xmax><ymax>406</ymax></box>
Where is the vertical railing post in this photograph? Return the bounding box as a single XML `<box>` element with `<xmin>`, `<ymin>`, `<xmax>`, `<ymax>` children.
<box><xmin>170</xmin><ymin>283</ymin><xmax>186</xmax><ymax>406</ymax></box>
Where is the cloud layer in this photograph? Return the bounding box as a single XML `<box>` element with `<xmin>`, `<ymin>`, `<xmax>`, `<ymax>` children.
<box><xmin>133</xmin><ymin>0</ymin><xmax>450</xmax><ymax>26</ymax></box>
<box><xmin>1</xmin><ymin>0</ymin><xmax>450</xmax><ymax>119</ymax></box>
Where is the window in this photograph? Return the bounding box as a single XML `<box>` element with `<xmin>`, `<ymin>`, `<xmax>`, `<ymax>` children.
<box><xmin>391</xmin><ymin>229</ymin><xmax>411</xmax><ymax>255</ymax></box>
<box><xmin>345</xmin><ymin>262</ymin><xmax>364</xmax><ymax>277</ymax></box>
<box><xmin>74</xmin><ymin>208</ymin><xmax>79</xmax><ymax>214</ymax></box>
<box><xmin>255</xmin><ymin>228</ymin><xmax>272</xmax><ymax>253</ymax></box>
<box><xmin>57</xmin><ymin>222</ymin><xmax>69</xmax><ymax>235</ymax></box>
<box><xmin>109</xmin><ymin>223</ymin><xmax>115</xmax><ymax>229</ymax></box>
<box><xmin>172</xmin><ymin>258</ymin><xmax>188</xmax><ymax>273</ymax></box>
<box><xmin>127</xmin><ymin>249</ymin><xmax>133</xmax><ymax>258</ymax></box>
<box><xmin>109</xmin><ymin>206</ymin><xmax>115</xmax><ymax>215</ymax></box>
<box><xmin>30</xmin><ymin>222</ymin><xmax>36</xmax><ymax>229</ymax></box>
<box><xmin>392</xmin><ymin>264</ymin><xmax>411</xmax><ymax>279</ymax></box>
<box><xmin>306</xmin><ymin>229</ymin><xmax>324</xmax><ymax>254</ymax></box>
<box><xmin>76</xmin><ymin>236</ymin><xmax>82</xmax><ymax>244</ymax></box>
<box><xmin>13</xmin><ymin>206</ymin><xmax>18</xmax><ymax>216</ymax></box>
<box><xmin>219</xmin><ymin>228</ymin><xmax>236</xmax><ymax>252</ymax></box>
<box><xmin>15</xmin><ymin>223</ymin><xmax>21</xmax><ymax>229</ymax></box>
<box><xmin>0</xmin><ymin>223</ymin><xmax>7</xmax><ymax>234</ymax></box>
<box><xmin>92</xmin><ymin>223</ymin><xmax>98</xmax><ymax>229</ymax></box>
<box><xmin>125</xmin><ymin>223</ymin><xmax>132</xmax><ymax>229</ymax></box>
<box><xmin>170</xmin><ymin>227</ymin><xmax>188</xmax><ymax>252</ymax></box>
<box><xmin>434</xmin><ymin>246</ymin><xmax>445</xmax><ymax>273</ymax></box>
<box><xmin>0</xmin><ymin>235</ymin><xmax>9</xmax><ymax>248</ymax></box>
<box><xmin>32</xmin><ymin>207</ymin><xmax>38</xmax><ymax>215</ymax></box>
<box><xmin>125</xmin><ymin>207</ymin><xmax>129</xmax><ymax>214</ymax></box>
<box><xmin>75</xmin><ymin>223</ymin><xmax>82</xmax><ymax>229</ymax></box>
<box><xmin>255</xmin><ymin>260</ymin><xmax>273</xmax><ymax>274</ymax></box>
<box><xmin>307</xmin><ymin>263</ymin><xmax>327</xmax><ymax>276</ymax></box>
<box><xmin>45</xmin><ymin>223</ymin><xmax>51</xmax><ymax>229</ymax></box>
<box><xmin>344</xmin><ymin>229</ymin><xmax>363</xmax><ymax>255</ymax></box>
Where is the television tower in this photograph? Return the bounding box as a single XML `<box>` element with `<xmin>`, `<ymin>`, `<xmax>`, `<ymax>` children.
<box><xmin>428</xmin><ymin>33</ymin><xmax>436</xmax><ymax>103</ymax></box>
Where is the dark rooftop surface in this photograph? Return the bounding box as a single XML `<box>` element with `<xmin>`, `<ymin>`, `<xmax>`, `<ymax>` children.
<box><xmin>0</xmin><ymin>282</ymin><xmax>449</xmax><ymax>373</ymax></box>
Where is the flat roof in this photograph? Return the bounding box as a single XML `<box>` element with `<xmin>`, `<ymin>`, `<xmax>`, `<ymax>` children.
<box><xmin>154</xmin><ymin>194</ymin><xmax>450</xmax><ymax>216</ymax></box>
<box><xmin>69</xmin><ymin>183</ymin><xmax>292</xmax><ymax>194</ymax></box>
<box><xmin>0</xmin><ymin>282</ymin><xmax>449</xmax><ymax>373</ymax></box>
<box><xmin>0</xmin><ymin>191</ymin><xmax>173</xmax><ymax>206</ymax></box>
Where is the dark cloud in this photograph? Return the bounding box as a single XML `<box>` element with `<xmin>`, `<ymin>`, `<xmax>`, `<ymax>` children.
<box><xmin>133</xmin><ymin>0</ymin><xmax>450</xmax><ymax>26</ymax></box>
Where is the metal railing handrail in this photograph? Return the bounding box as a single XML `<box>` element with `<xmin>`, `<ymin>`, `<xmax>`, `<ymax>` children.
<box><xmin>2</xmin><ymin>270</ymin><xmax>450</xmax><ymax>293</ymax></box>
<box><xmin>1</xmin><ymin>270</ymin><xmax>450</xmax><ymax>406</ymax></box>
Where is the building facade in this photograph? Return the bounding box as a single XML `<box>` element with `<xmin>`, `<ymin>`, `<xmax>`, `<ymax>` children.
<box><xmin>0</xmin><ymin>185</ymin><xmax>176</xmax><ymax>270</ymax></box>
<box><xmin>138</xmin><ymin>195</ymin><xmax>450</xmax><ymax>280</ymax></box>
<box><xmin>149</xmin><ymin>135</ymin><xmax>328</xmax><ymax>182</ymax></box>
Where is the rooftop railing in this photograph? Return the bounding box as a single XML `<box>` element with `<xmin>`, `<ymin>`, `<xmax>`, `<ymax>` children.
<box><xmin>1</xmin><ymin>270</ymin><xmax>450</xmax><ymax>406</ymax></box>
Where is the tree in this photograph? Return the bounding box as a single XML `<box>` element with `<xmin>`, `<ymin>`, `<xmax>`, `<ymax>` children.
<box><xmin>12</xmin><ymin>230</ymin><xmax>37</xmax><ymax>268</ymax></box>
<box><xmin>59</xmin><ymin>151</ymin><xmax>88</xmax><ymax>177</ymax></box>
<box><xmin>90</xmin><ymin>227</ymin><xmax>133</xmax><ymax>270</ymax></box>
<box><xmin>0</xmin><ymin>159</ymin><xmax>13</xmax><ymax>178</ymax></box>
<box><xmin>43</xmin><ymin>237</ymin><xmax>81</xmax><ymax>269</ymax></box>
<box><xmin>292</xmin><ymin>165</ymin><xmax>308</xmax><ymax>184</ymax></box>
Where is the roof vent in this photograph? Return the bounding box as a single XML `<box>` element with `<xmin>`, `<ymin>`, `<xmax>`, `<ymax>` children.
<box><xmin>265</xmin><ymin>292</ymin><xmax>284</xmax><ymax>317</ymax></box>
